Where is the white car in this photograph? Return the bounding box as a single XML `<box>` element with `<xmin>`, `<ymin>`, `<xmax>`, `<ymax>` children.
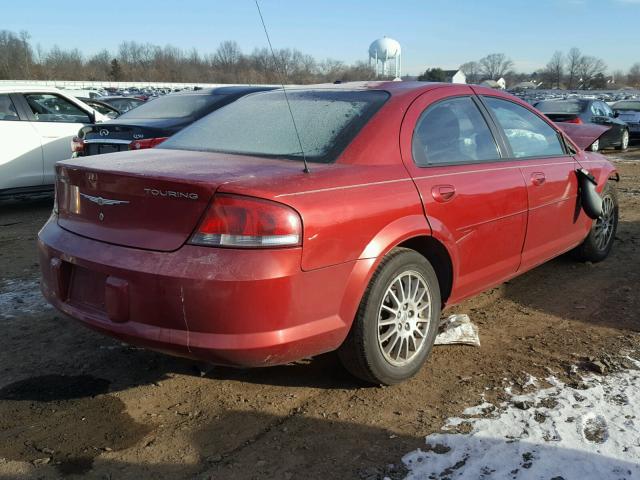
<box><xmin>0</xmin><ymin>86</ymin><xmax>108</xmax><ymax>196</ymax></box>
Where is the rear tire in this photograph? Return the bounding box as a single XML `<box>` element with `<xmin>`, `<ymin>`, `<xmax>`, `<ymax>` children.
<box><xmin>616</xmin><ymin>129</ymin><xmax>629</xmax><ymax>151</ymax></box>
<box><xmin>573</xmin><ymin>181</ymin><xmax>618</xmax><ymax>262</ymax></box>
<box><xmin>338</xmin><ymin>248</ymin><xmax>441</xmax><ymax>385</ymax></box>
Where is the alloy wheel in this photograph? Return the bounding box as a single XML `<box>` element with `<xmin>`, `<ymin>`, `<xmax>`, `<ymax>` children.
<box><xmin>621</xmin><ymin>130</ymin><xmax>629</xmax><ymax>150</ymax></box>
<box><xmin>594</xmin><ymin>195</ymin><xmax>615</xmax><ymax>250</ymax></box>
<box><xmin>377</xmin><ymin>271</ymin><xmax>432</xmax><ymax>367</ymax></box>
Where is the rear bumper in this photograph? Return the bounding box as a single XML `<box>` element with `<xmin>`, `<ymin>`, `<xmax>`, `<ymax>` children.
<box><xmin>38</xmin><ymin>216</ymin><xmax>371</xmax><ymax>366</ymax></box>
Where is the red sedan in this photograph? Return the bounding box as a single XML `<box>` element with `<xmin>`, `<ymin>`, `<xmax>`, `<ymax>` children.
<box><xmin>38</xmin><ymin>82</ymin><xmax>618</xmax><ymax>385</ymax></box>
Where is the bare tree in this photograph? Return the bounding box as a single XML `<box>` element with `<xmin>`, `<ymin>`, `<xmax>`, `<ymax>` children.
<box><xmin>577</xmin><ymin>55</ymin><xmax>607</xmax><ymax>89</ymax></box>
<box><xmin>565</xmin><ymin>47</ymin><xmax>582</xmax><ymax>89</ymax></box>
<box><xmin>628</xmin><ymin>63</ymin><xmax>640</xmax><ymax>88</ymax></box>
<box><xmin>545</xmin><ymin>51</ymin><xmax>564</xmax><ymax>89</ymax></box>
<box><xmin>478</xmin><ymin>53</ymin><xmax>513</xmax><ymax>80</ymax></box>
<box><xmin>459</xmin><ymin>61</ymin><xmax>481</xmax><ymax>84</ymax></box>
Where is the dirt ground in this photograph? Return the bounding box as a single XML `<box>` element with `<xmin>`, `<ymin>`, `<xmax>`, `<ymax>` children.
<box><xmin>1</xmin><ymin>143</ymin><xmax>639</xmax><ymax>480</ymax></box>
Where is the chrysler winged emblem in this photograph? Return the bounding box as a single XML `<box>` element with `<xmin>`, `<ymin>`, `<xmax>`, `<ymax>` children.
<box><xmin>80</xmin><ymin>193</ymin><xmax>129</xmax><ymax>206</ymax></box>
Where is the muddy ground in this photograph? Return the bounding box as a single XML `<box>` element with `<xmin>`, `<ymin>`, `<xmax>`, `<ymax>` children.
<box><xmin>0</xmin><ymin>144</ymin><xmax>639</xmax><ymax>480</ymax></box>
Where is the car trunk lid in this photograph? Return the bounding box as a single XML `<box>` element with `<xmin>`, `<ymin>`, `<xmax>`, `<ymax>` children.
<box><xmin>55</xmin><ymin>149</ymin><xmax>304</xmax><ymax>251</ymax></box>
<box><xmin>80</xmin><ymin>120</ymin><xmax>182</xmax><ymax>155</ymax></box>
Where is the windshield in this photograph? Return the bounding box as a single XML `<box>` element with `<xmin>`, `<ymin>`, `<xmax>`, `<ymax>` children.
<box><xmin>535</xmin><ymin>100</ymin><xmax>585</xmax><ymax>114</ymax></box>
<box><xmin>117</xmin><ymin>93</ymin><xmax>226</xmax><ymax>120</ymax></box>
<box><xmin>159</xmin><ymin>89</ymin><xmax>389</xmax><ymax>163</ymax></box>
<box><xmin>614</xmin><ymin>101</ymin><xmax>640</xmax><ymax>111</ymax></box>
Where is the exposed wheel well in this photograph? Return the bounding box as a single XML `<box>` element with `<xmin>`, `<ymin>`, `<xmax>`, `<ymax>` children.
<box><xmin>396</xmin><ymin>236</ymin><xmax>453</xmax><ymax>305</ymax></box>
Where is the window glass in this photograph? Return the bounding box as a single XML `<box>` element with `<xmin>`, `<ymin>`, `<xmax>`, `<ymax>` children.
<box><xmin>613</xmin><ymin>101</ymin><xmax>640</xmax><ymax>111</ymax></box>
<box><xmin>160</xmin><ymin>89</ymin><xmax>389</xmax><ymax>164</ymax></box>
<box><xmin>535</xmin><ymin>100</ymin><xmax>585</xmax><ymax>114</ymax></box>
<box><xmin>600</xmin><ymin>102</ymin><xmax>614</xmax><ymax>117</ymax></box>
<box><xmin>412</xmin><ymin>96</ymin><xmax>500</xmax><ymax>166</ymax></box>
<box><xmin>484</xmin><ymin>97</ymin><xmax>565</xmax><ymax>158</ymax></box>
<box><xmin>0</xmin><ymin>94</ymin><xmax>19</xmax><ymax>121</ymax></box>
<box><xmin>24</xmin><ymin>94</ymin><xmax>90</xmax><ymax>123</ymax></box>
<box><xmin>118</xmin><ymin>94</ymin><xmax>222</xmax><ymax>119</ymax></box>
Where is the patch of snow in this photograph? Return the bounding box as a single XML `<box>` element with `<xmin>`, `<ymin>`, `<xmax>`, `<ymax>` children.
<box><xmin>403</xmin><ymin>369</ymin><xmax>640</xmax><ymax>479</ymax></box>
<box><xmin>522</xmin><ymin>374</ymin><xmax>538</xmax><ymax>389</ymax></box>
<box><xmin>462</xmin><ymin>402</ymin><xmax>496</xmax><ymax>417</ymax></box>
<box><xmin>0</xmin><ymin>278</ymin><xmax>52</xmax><ymax>319</ymax></box>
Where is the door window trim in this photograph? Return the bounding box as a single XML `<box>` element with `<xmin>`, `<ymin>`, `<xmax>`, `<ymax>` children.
<box><xmin>478</xmin><ymin>95</ymin><xmax>571</xmax><ymax>160</ymax></box>
<box><xmin>410</xmin><ymin>94</ymin><xmax>507</xmax><ymax>168</ymax></box>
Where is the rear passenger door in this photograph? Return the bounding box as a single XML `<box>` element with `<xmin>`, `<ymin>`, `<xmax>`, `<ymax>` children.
<box><xmin>400</xmin><ymin>86</ymin><xmax>529</xmax><ymax>303</ymax></box>
<box><xmin>480</xmin><ymin>95</ymin><xmax>581</xmax><ymax>271</ymax></box>
<box><xmin>0</xmin><ymin>94</ymin><xmax>44</xmax><ymax>191</ymax></box>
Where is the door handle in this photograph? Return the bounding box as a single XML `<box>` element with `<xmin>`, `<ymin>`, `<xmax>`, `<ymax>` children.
<box><xmin>531</xmin><ymin>172</ymin><xmax>546</xmax><ymax>186</ymax></box>
<box><xmin>431</xmin><ymin>185</ymin><xmax>456</xmax><ymax>202</ymax></box>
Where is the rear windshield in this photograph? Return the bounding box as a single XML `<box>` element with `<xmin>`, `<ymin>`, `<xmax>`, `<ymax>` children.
<box><xmin>118</xmin><ymin>94</ymin><xmax>226</xmax><ymax>120</ymax></box>
<box><xmin>159</xmin><ymin>89</ymin><xmax>390</xmax><ymax>163</ymax></box>
<box><xmin>535</xmin><ymin>100</ymin><xmax>585</xmax><ymax>114</ymax></box>
<box><xmin>613</xmin><ymin>101</ymin><xmax>640</xmax><ymax>111</ymax></box>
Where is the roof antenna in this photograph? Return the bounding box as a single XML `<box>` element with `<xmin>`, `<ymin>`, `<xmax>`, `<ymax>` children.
<box><xmin>254</xmin><ymin>0</ymin><xmax>310</xmax><ymax>173</ymax></box>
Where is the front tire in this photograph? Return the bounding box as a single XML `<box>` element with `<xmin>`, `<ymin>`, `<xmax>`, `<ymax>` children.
<box><xmin>573</xmin><ymin>181</ymin><xmax>618</xmax><ymax>262</ymax></box>
<box><xmin>338</xmin><ymin>248</ymin><xmax>441</xmax><ymax>385</ymax></box>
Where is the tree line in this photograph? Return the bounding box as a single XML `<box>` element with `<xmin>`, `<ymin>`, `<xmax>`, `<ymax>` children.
<box><xmin>3</xmin><ymin>30</ymin><xmax>639</xmax><ymax>89</ymax></box>
<box><xmin>0</xmin><ymin>30</ymin><xmax>376</xmax><ymax>84</ymax></box>
<box><xmin>419</xmin><ymin>50</ymin><xmax>640</xmax><ymax>90</ymax></box>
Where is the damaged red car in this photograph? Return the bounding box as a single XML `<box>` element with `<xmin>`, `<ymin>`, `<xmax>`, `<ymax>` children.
<box><xmin>39</xmin><ymin>83</ymin><xmax>618</xmax><ymax>385</ymax></box>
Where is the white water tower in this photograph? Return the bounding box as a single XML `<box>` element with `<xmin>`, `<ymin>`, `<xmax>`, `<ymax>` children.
<box><xmin>369</xmin><ymin>37</ymin><xmax>401</xmax><ymax>79</ymax></box>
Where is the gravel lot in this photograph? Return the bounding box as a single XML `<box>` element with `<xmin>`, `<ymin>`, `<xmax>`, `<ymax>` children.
<box><xmin>1</xmin><ymin>143</ymin><xmax>639</xmax><ymax>480</ymax></box>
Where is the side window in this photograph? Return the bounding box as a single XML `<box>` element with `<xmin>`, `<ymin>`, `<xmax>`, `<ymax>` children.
<box><xmin>23</xmin><ymin>94</ymin><xmax>90</xmax><ymax>123</ymax></box>
<box><xmin>0</xmin><ymin>94</ymin><xmax>20</xmax><ymax>121</ymax></box>
<box><xmin>601</xmin><ymin>102</ymin><xmax>614</xmax><ymax>117</ymax></box>
<box><xmin>412</xmin><ymin>96</ymin><xmax>501</xmax><ymax>166</ymax></box>
<box><xmin>484</xmin><ymin>97</ymin><xmax>565</xmax><ymax>158</ymax></box>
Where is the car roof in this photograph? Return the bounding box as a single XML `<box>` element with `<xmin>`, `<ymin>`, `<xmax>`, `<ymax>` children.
<box><xmin>0</xmin><ymin>85</ymin><xmax>64</xmax><ymax>94</ymax></box>
<box><xmin>100</xmin><ymin>96</ymin><xmax>144</xmax><ymax>100</ymax></box>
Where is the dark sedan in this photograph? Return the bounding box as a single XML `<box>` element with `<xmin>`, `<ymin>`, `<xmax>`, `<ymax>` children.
<box><xmin>534</xmin><ymin>99</ymin><xmax>629</xmax><ymax>151</ymax></box>
<box><xmin>73</xmin><ymin>86</ymin><xmax>275</xmax><ymax>157</ymax></box>
<box><xmin>612</xmin><ymin>100</ymin><xmax>640</xmax><ymax>137</ymax></box>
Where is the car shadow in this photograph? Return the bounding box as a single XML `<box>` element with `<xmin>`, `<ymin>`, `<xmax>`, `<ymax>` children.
<box><xmin>1</xmin><ymin>408</ymin><xmax>639</xmax><ymax>480</ymax></box>
<box><xmin>502</xmin><ymin>220</ymin><xmax>639</xmax><ymax>330</ymax></box>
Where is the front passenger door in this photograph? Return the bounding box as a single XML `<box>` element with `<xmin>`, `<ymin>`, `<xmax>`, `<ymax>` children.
<box><xmin>481</xmin><ymin>96</ymin><xmax>581</xmax><ymax>271</ymax></box>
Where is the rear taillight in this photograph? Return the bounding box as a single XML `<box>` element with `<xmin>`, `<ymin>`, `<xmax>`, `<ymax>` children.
<box><xmin>71</xmin><ymin>136</ymin><xmax>85</xmax><ymax>153</ymax></box>
<box><xmin>565</xmin><ymin>117</ymin><xmax>583</xmax><ymax>124</ymax></box>
<box><xmin>129</xmin><ymin>137</ymin><xmax>168</xmax><ymax>150</ymax></box>
<box><xmin>190</xmin><ymin>195</ymin><xmax>302</xmax><ymax>248</ymax></box>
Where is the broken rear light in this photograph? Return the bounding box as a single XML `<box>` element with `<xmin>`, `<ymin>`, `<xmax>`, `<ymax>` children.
<box><xmin>565</xmin><ymin>117</ymin><xmax>583</xmax><ymax>124</ymax></box>
<box><xmin>71</xmin><ymin>136</ymin><xmax>85</xmax><ymax>154</ymax></box>
<box><xmin>189</xmin><ymin>195</ymin><xmax>302</xmax><ymax>248</ymax></box>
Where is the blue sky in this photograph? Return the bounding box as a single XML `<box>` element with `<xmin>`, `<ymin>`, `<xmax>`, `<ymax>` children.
<box><xmin>4</xmin><ymin>0</ymin><xmax>639</xmax><ymax>74</ymax></box>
